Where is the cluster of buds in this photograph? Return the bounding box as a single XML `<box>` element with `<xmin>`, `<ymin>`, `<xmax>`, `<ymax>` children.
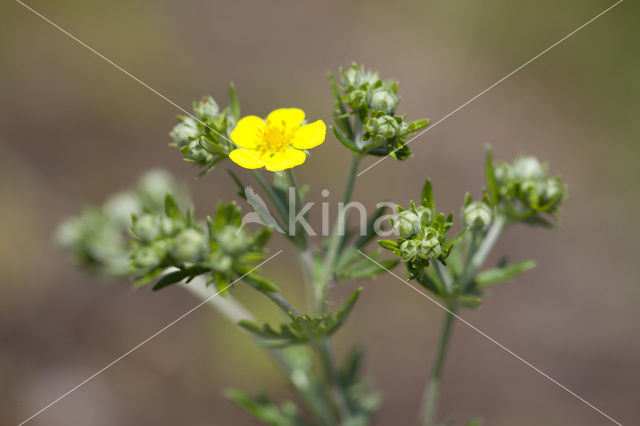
<box><xmin>56</xmin><ymin>170</ymin><xmax>182</xmax><ymax>276</ymax></box>
<box><xmin>486</xmin><ymin>150</ymin><xmax>566</xmax><ymax>226</ymax></box>
<box><xmin>57</xmin><ymin>170</ymin><xmax>272</xmax><ymax>291</ymax></box>
<box><xmin>379</xmin><ymin>180</ymin><xmax>462</xmax><ymax>279</ymax></box>
<box><xmin>170</xmin><ymin>85</ymin><xmax>241</xmax><ymax>175</ymax></box>
<box><xmin>330</xmin><ymin>64</ymin><xmax>430</xmax><ymax>160</ymax></box>
<box><xmin>130</xmin><ymin>195</ymin><xmax>271</xmax><ymax>290</ymax></box>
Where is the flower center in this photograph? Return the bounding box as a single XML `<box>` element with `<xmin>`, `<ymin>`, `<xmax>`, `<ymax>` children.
<box><xmin>258</xmin><ymin>120</ymin><xmax>296</xmax><ymax>154</ymax></box>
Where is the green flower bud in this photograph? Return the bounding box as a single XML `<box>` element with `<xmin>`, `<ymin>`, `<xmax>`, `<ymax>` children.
<box><xmin>137</xmin><ymin>170</ymin><xmax>177</xmax><ymax>211</ymax></box>
<box><xmin>392</xmin><ymin>210</ymin><xmax>421</xmax><ymax>238</ymax></box>
<box><xmin>194</xmin><ymin>96</ymin><xmax>219</xmax><ymax>119</ymax></box>
<box><xmin>344</xmin><ymin>89</ymin><xmax>369</xmax><ymax>110</ymax></box>
<box><xmin>170</xmin><ymin>118</ymin><xmax>199</xmax><ymax>144</ymax></box>
<box><xmin>172</xmin><ymin>228</ymin><xmax>207</xmax><ymax>262</ymax></box>
<box><xmin>133</xmin><ymin>240</ymin><xmax>169</xmax><ymax>269</ymax></box>
<box><xmin>104</xmin><ymin>192</ymin><xmax>141</xmax><ymax>225</ymax></box>
<box><xmin>160</xmin><ymin>217</ymin><xmax>179</xmax><ymax>236</ymax></box>
<box><xmin>463</xmin><ymin>202</ymin><xmax>493</xmax><ymax>231</ymax></box>
<box><xmin>400</xmin><ymin>239</ymin><xmax>419</xmax><ymax>260</ymax></box>
<box><xmin>366</xmin><ymin>115</ymin><xmax>400</xmax><ymax>139</ymax></box>
<box><xmin>414</xmin><ymin>205</ymin><xmax>433</xmax><ymax>225</ymax></box>
<box><xmin>417</xmin><ymin>227</ymin><xmax>441</xmax><ymax>257</ymax></box>
<box><xmin>513</xmin><ymin>156</ymin><xmax>544</xmax><ymax>180</ymax></box>
<box><xmin>132</xmin><ymin>214</ymin><xmax>161</xmax><ymax>243</ymax></box>
<box><xmin>216</xmin><ymin>227</ymin><xmax>249</xmax><ymax>254</ymax></box>
<box><xmin>209</xmin><ymin>254</ymin><xmax>233</xmax><ymax>274</ymax></box>
<box><xmin>541</xmin><ymin>178</ymin><xmax>563</xmax><ymax>203</ymax></box>
<box><xmin>342</xmin><ymin>65</ymin><xmax>379</xmax><ymax>88</ymax></box>
<box><xmin>369</xmin><ymin>87</ymin><xmax>398</xmax><ymax>114</ymax></box>
<box><xmin>494</xmin><ymin>163</ymin><xmax>514</xmax><ymax>185</ymax></box>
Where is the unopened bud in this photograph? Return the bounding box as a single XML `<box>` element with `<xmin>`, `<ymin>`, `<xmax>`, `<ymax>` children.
<box><xmin>369</xmin><ymin>87</ymin><xmax>398</xmax><ymax>114</ymax></box>
<box><xmin>392</xmin><ymin>210</ymin><xmax>421</xmax><ymax>238</ymax></box>
<box><xmin>463</xmin><ymin>202</ymin><xmax>493</xmax><ymax>231</ymax></box>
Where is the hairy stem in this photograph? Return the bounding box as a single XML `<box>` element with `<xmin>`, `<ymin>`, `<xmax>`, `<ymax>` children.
<box><xmin>317</xmin><ymin>153</ymin><xmax>361</xmax><ymax>312</ymax></box>
<box><xmin>420</xmin><ymin>308</ymin><xmax>456</xmax><ymax>426</ymax></box>
<box><xmin>183</xmin><ymin>279</ymin><xmax>329</xmax><ymax>423</ymax></box>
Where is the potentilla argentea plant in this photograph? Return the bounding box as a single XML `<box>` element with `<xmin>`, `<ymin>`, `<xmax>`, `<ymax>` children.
<box><xmin>58</xmin><ymin>63</ymin><xmax>566</xmax><ymax>426</ymax></box>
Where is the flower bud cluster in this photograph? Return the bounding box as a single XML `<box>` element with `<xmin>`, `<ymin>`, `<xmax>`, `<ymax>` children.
<box><xmin>381</xmin><ymin>201</ymin><xmax>456</xmax><ymax>278</ymax></box>
<box><xmin>488</xmin><ymin>153</ymin><xmax>566</xmax><ymax>225</ymax></box>
<box><xmin>57</xmin><ymin>170</ymin><xmax>271</xmax><ymax>290</ymax></box>
<box><xmin>170</xmin><ymin>86</ymin><xmax>241</xmax><ymax>175</ymax></box>
<box><xmin>129</xmin><ymin>198</ymin><xmax>270</xmax><ymax>287</ymax></box>
<box><xmin>56</xmin><ymin>170</ymin><xmax>182</xmax><ymax>277</ymax></box>
<box><xmin>332</xmin><ymin>64</ymin><xmax>430</xmax><ymax>160</ymax></box>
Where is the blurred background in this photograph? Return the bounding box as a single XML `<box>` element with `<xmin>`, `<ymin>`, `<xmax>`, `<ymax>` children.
<box><xmin>1</xmin><ymin>0</ymin><xmax>639</xmax><ymax>424</ymax></box>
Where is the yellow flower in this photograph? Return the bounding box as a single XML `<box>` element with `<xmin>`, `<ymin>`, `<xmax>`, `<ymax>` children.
<box><xmin>229</xmin><ymin>108</ymin><xmax>326</xmax><ymax>172</ymax></box>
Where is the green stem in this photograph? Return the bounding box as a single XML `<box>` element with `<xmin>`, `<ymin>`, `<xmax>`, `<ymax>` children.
<box><xmin>317</xmin><ymin>153</ymin><xmax>361</xmax><ymax>312</ymax></box>
<box><xmin>460</xmin><ymin>215</ymin><xmax>506</xmax><ymax>292</ymax></box>
<box><xmin>286</xmin><ymin>169</ymin><xmax>309</xmax><ymax>250</ymax></box>
<box><xmin>420</xmin><ymin>308</ymin><xmax>456</xmax><ymax>426</ymax></box>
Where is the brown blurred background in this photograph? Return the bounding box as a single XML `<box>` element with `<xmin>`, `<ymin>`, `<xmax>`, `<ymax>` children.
<box><xmin>1</xmin><ymin>0</ymin><xmax>639</xmax><ymax>425</ymax></box>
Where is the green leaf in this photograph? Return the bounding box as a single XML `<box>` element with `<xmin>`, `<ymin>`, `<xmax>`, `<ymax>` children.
<box><xmin>164</xmin><ymin>194</ymin><xmax>184</xmax><ymax>221</ymax></box>
<box><xmin>332</xmin><ymin>125</ymin><xmax>360</xmax><ymax>153</ymax></box>
<box><xmin>407</xmin><ymin>118</ymin><xmax>430</xmax><ymax>133</ymax></box>
<box><xmin>225</xmin><ymin>389</ymin><xmax>307</xmax><ymax>426</ymax></box>
<box><xmin>244</xmin><ymin>186</ymin><xmax>285</xmax><ymax>233</ymax></box>
<box><xmin>243</xmin><ymin>273</ymin><xmax>281</xmax><ymax>293</ymax></box>
<box><xmin>456</xmin><ymin>294</ymin><xmax>483</xmax><ymax>308</ymax></box>
<box><xmin>486</xmin><ymin>146</ymin><xmax>499</xmax><ymax>206</ymax></box>
<box><xmin>152</xmin><ymin>266</ymin><xmax>210</xmax><ymax>291</ymax></box>
<box><xmin>227</xmin><ymin>83</ymin><xmax>241</xmax><ymax>121</ymax></box>
<box><xmin>421</xmin><ymin>178</ymin><xmax>435</xmax><ymax>210</ymax></box>
<box><xmin>476</xmin><ymin>260</ymin><xmax>536</xmax><ymax>286</ymax></box>
<box><xmin>328</xmin><ymin>71</ymin><xmax>353</xmax><ymax>139</ymax></box>
<box><xmin>238</xmin><ymin>289</ymin><xmax>361</xmax><ymax>347</ymax></box>
<box><xmin>378</xmin><ymin>239</ymin><xmax>399</xmax><ymax>251</ymax></box>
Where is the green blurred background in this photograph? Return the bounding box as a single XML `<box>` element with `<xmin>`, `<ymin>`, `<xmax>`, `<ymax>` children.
<box><xmin>1</xmin><ymin>0</ymin><xmax>639</xmax><ymax>424</ymax></box>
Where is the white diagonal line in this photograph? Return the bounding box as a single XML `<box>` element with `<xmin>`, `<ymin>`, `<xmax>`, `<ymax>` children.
<box><xmin>17</xmin><ymin>250</ymin><xmax>283</xmax><ymax>426</ymax></box>
<box><xmin>15</xmin><ymin>0</ymin><xmax>282</xmax><ymax>175</ymax></box>
<box><xmin>356</xmin><ymin>250</ymin><xmax>623</xmax><ymax>426</ymax></box>
<box><xmin>357</xmin><ymin>0</ymin><xmax>624</xmax><ymax>177</ymax></box>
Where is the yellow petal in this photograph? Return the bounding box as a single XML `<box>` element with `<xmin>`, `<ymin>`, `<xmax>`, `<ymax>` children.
<box><xmin>292</xmin><ymin>120</ymin><xmax>326</xmax><ymax>150</ymax></box>
<box><xmin>229</xmin><ymin>148</ymin><xmax>265</xmax><ymax>169</ymax></box>
<box><xmin>266</xmin><ymin>108</ymin><xmax>305</xmax><ymax>130</ymax></box>
<box><xmin>263</xmin><ymin>148</ymin><xmax>307</xmax><ymax>172</ymax></box>
<box><xmin>230</xmin><ymin>115</ymin><xmax>266</xmax><ymax>148</ymax></box>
